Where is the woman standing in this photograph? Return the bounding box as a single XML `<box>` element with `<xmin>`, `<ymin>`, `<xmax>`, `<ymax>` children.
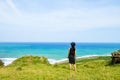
<box><xmin>68</xmin><ymin>42</ymin><xmax>76</xmax><ymax>71</ymax></box>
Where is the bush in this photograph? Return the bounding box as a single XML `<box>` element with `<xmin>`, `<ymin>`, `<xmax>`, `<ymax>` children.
<box><xmin>16</xmin><ymin>67</ymin><xmax>22</xmax><ymax>71</ymax></box>
<box><xmin>10</xmin><ymin>56</ymin><xmax>50</xmax><ymax>67</ymax></box>
<box><xmin>53</xmin><ymin>63</ymin><xmax>58</xmax><ymax>67</ymax></box>
<box><xmin>0</xmin><ymin>59</ymin><xmax>4</xmax><ymax>67</ymax></box>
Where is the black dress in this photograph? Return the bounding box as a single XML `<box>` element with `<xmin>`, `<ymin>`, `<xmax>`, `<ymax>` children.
<box><xmin>68</xmin><ymin>48</ymin><xmax>75</xmax><ymax>64</ymax></box>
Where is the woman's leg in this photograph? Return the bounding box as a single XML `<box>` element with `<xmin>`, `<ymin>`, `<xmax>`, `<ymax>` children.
<box><xmin>69</xmin><ymin>64</ymin><xmax>72</xmax><ymax>70</ymax></box>
<box><xmin>74</xmin><ymin>64</ymin><xmax>76</xmax><ymax>71</ymax></box>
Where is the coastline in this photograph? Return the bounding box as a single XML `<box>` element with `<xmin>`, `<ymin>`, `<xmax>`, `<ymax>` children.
<box><xmin>0</xmin><ymin>54</ymin><xmax>118</xmax><ymax>80</ymax></box>
<box><xmin>0</xmin><ymin>58</ymin><xmax>17</xmax><ymax>66</ymax></box>
<box><xmin>0</xmin><ymin>55</ymin><xmax>111</xmax><ymax>66</ymax></box>
<box><xmin>0</xmin><ymin>42</ymin><xmax>118</xmax><ymax>66</ymax></box>
<box><xmin>52</xmin><ymin>55</ymin><xmax>111</xmax><ymax>64</ymax></box>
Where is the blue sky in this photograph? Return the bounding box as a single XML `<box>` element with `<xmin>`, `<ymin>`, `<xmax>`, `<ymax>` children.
<box><xmin>0</xmin><ymin>0</ymin><xmax>120</xmax><ymax>42</ymax></box>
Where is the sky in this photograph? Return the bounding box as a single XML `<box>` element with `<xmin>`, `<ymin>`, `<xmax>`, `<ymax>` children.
<box><xmin>0</xmin><ymin>0</ymin><xmax>120</xmax><ymax>42</ymax></box>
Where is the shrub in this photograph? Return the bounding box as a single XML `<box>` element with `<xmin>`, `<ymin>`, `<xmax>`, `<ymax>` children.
<box><xmin>10</xmin><ymin>56</ymin><xmax>50</xmax><ymax>67</ymax></box>
<box><xmin>0</xmin><ymin>59</ymin><xmax>4</xmax><ymax>67</ymax></box>
<box><xmin>16</xmin><ymin>67</ymin><xmax>22</xmax><ymax>71</ymax></box>
<box><xmin>53</xmin><ymin>63</ymin><xmax>58</xmax><ymax>67</ymax></box>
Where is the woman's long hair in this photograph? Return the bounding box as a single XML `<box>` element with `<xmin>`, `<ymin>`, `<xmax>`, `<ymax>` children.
<box><xmin>71</xmin><ymin>42</ymin><xmax>76</xmax><ymax>50</ymax></box>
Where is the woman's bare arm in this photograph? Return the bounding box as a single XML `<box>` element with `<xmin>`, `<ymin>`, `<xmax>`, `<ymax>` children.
<box><xmin>68</xmin><ymin>48</ymin><xmax>70</xmax><ymax>58</ymax></box>
<box><xmin>75</xmin><ymin>50</ymin><xmax>76</xmax><ymax>58</ymax></box>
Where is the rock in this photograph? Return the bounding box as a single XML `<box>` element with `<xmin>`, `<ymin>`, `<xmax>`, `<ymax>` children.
<box><xmin>111</xmin><ymin>50</ymin><xmax>120</xmax><ymax>64</ymax></box>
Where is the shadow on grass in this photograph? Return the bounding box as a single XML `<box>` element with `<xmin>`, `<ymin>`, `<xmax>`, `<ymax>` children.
<box><xmin>105</xmin><ymin>60</ymin><xmax>120</xmax><ymax>67</ymax></box>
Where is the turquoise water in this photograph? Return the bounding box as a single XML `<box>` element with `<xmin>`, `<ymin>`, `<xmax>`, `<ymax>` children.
<box><xmin>0</xmin><ymin>42</ymin><xmax>120</xmax><ymax>59</ymax></box>
<box><xmin>0</xmin><ymin>42</ymin><xmax>120</xmax><ymax>65</ymax></box>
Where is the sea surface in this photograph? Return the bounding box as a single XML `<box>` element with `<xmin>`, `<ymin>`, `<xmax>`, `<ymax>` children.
<box><xmin>0</xmin><ymin>42</ymin><xmax>120</xmax><ymax>65</ymax></box>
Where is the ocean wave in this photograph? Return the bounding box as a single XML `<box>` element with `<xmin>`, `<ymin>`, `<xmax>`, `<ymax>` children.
<box><xmin>0</xmin><ymin>58</ymin><xmax>63</xmax><ymax>66</ymax></box>
<box><xmin>48</xmin><ymin>54</ymin><xmax>111</xmax><ymax>64</ymax></box>
<box><xmin>0</xmin><ymin>58</ymin><xmax>17</xmax><ymax>66</ymax></box>
<box><xmin>48</xmin><ymin>58</ymin><xmax>68</xmax><ymax>64</ymax></box>
<box><xmin>0</xmin><ymin>55</ymin><xmax>111</xmax><ymax>66</ymax></box>
<box><xmin>77</xmin><ymin>54</ymin><xmax>110</xmax><ymax>59</ymax></box>
<box><xmin>0</xmin><ymin>58</ymin><xmax>68</xmax><ymax>66</ymax></box>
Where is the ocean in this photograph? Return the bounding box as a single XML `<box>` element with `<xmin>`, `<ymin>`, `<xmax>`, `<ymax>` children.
<box><xmin>0</xmin><ymin>42</ymin><xmax>120</xmax><ymax>65</ymax></box>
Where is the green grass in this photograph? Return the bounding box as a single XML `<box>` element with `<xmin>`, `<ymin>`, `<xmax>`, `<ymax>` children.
<box><xmin>0</xmin><ymin>56</ymin><xmax>120</xmax><ymax>80</ymax></box>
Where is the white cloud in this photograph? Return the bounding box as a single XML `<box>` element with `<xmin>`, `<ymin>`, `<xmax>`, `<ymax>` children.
<box><xmin>6</xmin><ymin>0</ymin><xmax>21</xmax><ymax>16</ymax></box>
<box><xmin>0</xmin><ymin>0</ymin><xmax>120</xmax><ymax>31</ymax></box>
<box><xmin>0</xmin><ymin>0</ymin><xmax>120</xmax><ymax>42</ymax></box>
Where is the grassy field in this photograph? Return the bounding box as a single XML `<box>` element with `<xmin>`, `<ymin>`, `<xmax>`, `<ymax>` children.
<box><xmin>0</xmin><ymin>56</ymin><xmax>120</xmax><ymax>80</ymax></box>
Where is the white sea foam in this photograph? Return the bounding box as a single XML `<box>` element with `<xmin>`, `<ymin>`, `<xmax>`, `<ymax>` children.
<box><xmin>0</xmin><ymin>55</ymin><xmax>111</xmax><ymax>66</ymax></box>
<box><xmin>77</xmin><ymin>55</ymin><xmax>100</xmax><ymax>59</ymax></box>
<box><xmin>77</xmin><ymin>54</ymin><xmax>110</xmax><ymax>59</ymax></box>
<box><xmin>48</xmin><ymin>55</ymin><xmax>111</xmax><ymax>64</ymax></box>
<box><xmin>0</xmin><ymin>58</ymin><xmax>68</xmax><ymax>66</ymax></box>
<box><xmin>48</xmin><ymin>58</ymin><xmax>68</xmax><ymax>64</ymax></box>
<box><xmin>0</xmin><ymin>58</ymin><xmax>17</xmax><ymax>66</ymax></box>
